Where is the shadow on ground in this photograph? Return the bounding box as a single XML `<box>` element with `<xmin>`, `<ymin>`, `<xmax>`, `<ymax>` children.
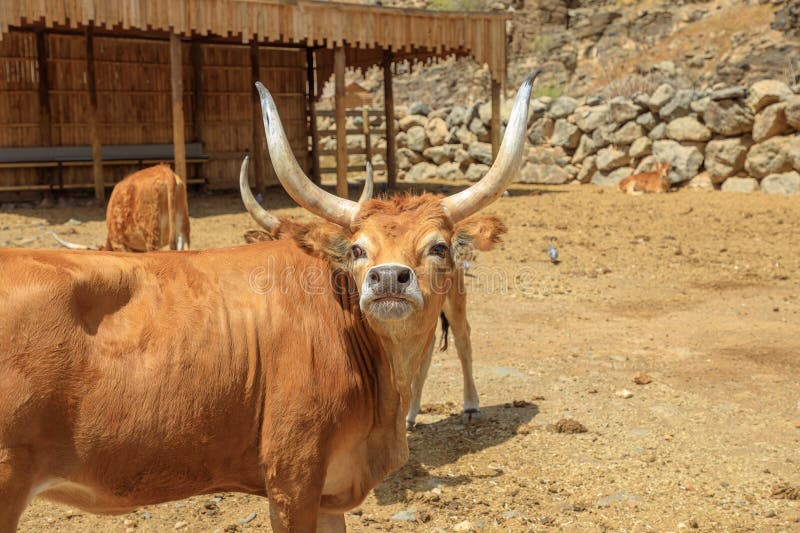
<box><xmin>373</xmin><ymin>402</ymin><xmax>539</xmax><ymax>505</ymax></box>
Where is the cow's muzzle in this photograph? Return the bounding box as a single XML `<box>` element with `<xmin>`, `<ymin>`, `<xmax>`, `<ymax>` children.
<box><xmin>360</xmin><ymin>263</ymin><xmax>423</xmax><ymax>320</ymax></box>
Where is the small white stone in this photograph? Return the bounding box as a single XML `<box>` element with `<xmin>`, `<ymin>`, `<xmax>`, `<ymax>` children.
<box><xmin>616</xmin><ymin>389</ymin><xmax>634</xmax><ymax>399</ymax></box>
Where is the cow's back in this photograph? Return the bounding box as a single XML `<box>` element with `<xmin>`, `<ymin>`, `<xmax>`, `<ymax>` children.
<box><xmin>105</xmin><ymin>165</ymin><xmax>178</xmax><ymax>252</ymax></box>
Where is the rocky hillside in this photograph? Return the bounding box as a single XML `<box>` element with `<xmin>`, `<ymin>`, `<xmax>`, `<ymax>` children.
<box><xmin>353</xmin><ymin>0</ymin><xmax>800</xmax><ymax>108</ymax></box>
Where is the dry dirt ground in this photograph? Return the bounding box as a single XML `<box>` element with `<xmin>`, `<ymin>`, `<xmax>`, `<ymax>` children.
<box><xmin>6</xmin><ymin>182</ymin><xmax>800</xmax><ymax>532</ymax></box>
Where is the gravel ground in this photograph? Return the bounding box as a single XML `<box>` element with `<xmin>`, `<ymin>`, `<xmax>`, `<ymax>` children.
<box><xmin>6</xmin><ymin>182</ymin><xmax>800</xmax><ymax>532</ymax></box>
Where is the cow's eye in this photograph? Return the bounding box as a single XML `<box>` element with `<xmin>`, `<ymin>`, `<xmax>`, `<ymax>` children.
<box><xmin>351</xmin><ymin>244</ymin><xmax>365</xmax><ymax>259</ymax></box>
<box><xmin>429</xmin><ymin>244</ymin><xmax>449</xmax><ymax>258</ymax></box>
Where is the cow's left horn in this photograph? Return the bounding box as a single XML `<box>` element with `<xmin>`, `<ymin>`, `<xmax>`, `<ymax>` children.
<box><xmin>441</xmin><ymin>70</ymin><xmax>540</xmax><ymax>223</ymax></box>
<box><xmin>256</xmin><ymin>82</ymin><xmax>360</xmax><ymax>227</ymax></box>
<box><xmin>239</xmin><ymin>155</ymin><xmax>280</xmax><ymax>232</ymax></box>
<box><xmin>359</xmin><ymin>162</ymin><xmax>374</xmax><ymax>205</ymax></box>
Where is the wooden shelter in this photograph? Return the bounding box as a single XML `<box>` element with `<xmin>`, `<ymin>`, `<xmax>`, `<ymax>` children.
<box><xmin>0</xmin><ymin>0</ymin><xmax>510</xmax><ymax>202</ymax></box>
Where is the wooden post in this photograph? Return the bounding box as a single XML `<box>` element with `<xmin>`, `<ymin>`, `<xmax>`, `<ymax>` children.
<box><xmin>306</xmin><ymin>47</ymin><xmax>321</xmax><ymax>185</ymax></box>
<box><xmin>85</xmin><ymin>24</ymin><xmax>104</xmax><ymax>204</ymax></box>
<box><xmin>170</xmin><ymin>33</ymin><xmax>187</xmax><ymax>182</ymax></box>
<box><xmin>334</xmin><ymin>45</ymin><xmax>347</xmax><ymax>198</ymax></box>
<box><xmin>382</xmin><ymin>50</ymin><xmax>396</xmax><ymax>189</ymax></box>
<box><xmin>490</xmin><ymin>77</ymin><xmax>501</xmax><ymax>160</ymax></box>
<box><xmin>362</xmin><ymin>107</ymin><xmax>372</xmax><ymax>167</ymax></box>
<box><xmin>35</xmin><ymin>30</ymin><xmax>51</xmax><ymax>146</ymax></box>
<box><xmin>250</xmin><ymin>40</ymin><xmax>266</xmax><ymax>194</ymax></box>
<box><xmin>190</xmin><ymin>39</ymin><xmax>203</xmax><ymax>143</ymax></box>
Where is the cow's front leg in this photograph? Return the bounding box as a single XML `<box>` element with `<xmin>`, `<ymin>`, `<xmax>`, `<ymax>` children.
<box><xmin>0</xmin><ymin>447</ymin><xmax>36</xmax><ymax>532</ymax></box>
<box><xmin>406</xmin><ymin>339</ymin><xmax>435</xmax><ymax>429</ymax></box>
<box><xmin>266</xmin><ymin>457</ymin><xmax>327</xmax><ymax>532</ymax></box>
<box><xmin>443</xmin><ymin>293</ymin><xmax>480</xmax><ymax>424</ymax></box>
<box><xmin>317</xmin><ymin>513</ymin><xmax>346</xmax><ymax>532</ymax></box>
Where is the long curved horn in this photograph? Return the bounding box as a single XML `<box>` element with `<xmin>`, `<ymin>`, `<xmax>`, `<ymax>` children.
<box><xmin>239</xmin><ymin>155</ymin><xmax>281</xmax><ymax>232</ymax></box>
<box><xmin>51</xmin><ymin>232</ymin><xmax>97</xmax><ymax>250</ymax></box>
<box><xmin>442</xmin><ymin>70</ymin><xmax>540</xmax><ymax>223</ymax></box>
<box><xmin>256</xmin><ymin>82</ymin><xmax>359</xmax><ymax>227</ymax></box>
<box><xmin>359</xmin><ymin>162</ymin><xmax>374</xmax><ymax>205</ymax></box>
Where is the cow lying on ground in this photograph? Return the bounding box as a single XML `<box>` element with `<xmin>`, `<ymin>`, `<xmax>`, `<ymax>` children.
<box><xmin>53</xmin><ymin>163</ymin><xmax>190</xmax><ymax>251</ymax></box>
<box><xmin>241</xmin><ymin>165</ymin><xmax>507</xmax><ymax>427</ymax></box>
<box><xmin>0</xmin><ymin>71</ymin><xmax>538</xmax><ymax>531</ymax></box>
<box><xmin>617</xmin><ymin>162</ymin><xmax>671</xmax><ymax>195</ymax></box>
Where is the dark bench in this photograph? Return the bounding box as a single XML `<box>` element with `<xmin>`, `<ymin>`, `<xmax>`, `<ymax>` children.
<box><xmin>0</xmin><ymin>143</ymin><xmax>208</xmax><ymax>192</ymax></box>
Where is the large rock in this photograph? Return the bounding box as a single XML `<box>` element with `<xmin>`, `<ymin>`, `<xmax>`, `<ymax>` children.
<box><xmin>746</xmin><ymin>80</ymin><xmax>793</xmax><ymax>112</ymax></box>
<box><xmin>658</xmin><ymin>89</ymin><xmax>694</xmax><ymax>121</ymax></box>
<box><xmin>526</xmin><ymin>145</ymin><xmax>569</xmax><ymax>166</ymax></box>
<box><xmin>437</xmin><ymin>162</ymin><xmax>464</xmax><ymax>181</ymax></box>
<box><xmin>572</xmin><ymin>134</ymin><xmax>597</xmax><ymax>164</ymax></box>
<box><xmin>478</xmin><ymin>102</ymin><xmax>492</xmax><ymax>126</ymax></box>
<box><xmin>786</xmin><ymin>96</ymin><xmax>800</xmax><ymax>129</ymax></box>
<box><xmin>592</xmin><ymin>167</ymin><xmax>633</xmax><ymax>187</ymax></box>
<box><xmin>577</xmin><ymin>155</ymin><xmax>597</xmax><ymax>183</ymax></box>
<box><xmin>446</xmin><ymin>106</ymin><xmax>470</xmax><ymax>128</ymax></box>
<box><xmin>399</xmin><ymin>115</ymin><xmax>427</xmax><ymax>131</ymax></box>
<box><xmin>592</xmin><ymin>124</ymin><xmax>616</xmax><ymax>149</ymax></box>
<box><xmin>423</xmin><ymin>144</ymin><xmax>460</xmax><ymax>165</ymax></box>
<box><xmin>686</xmin><ymin>172</ymin><xmax>716</xmax><ymax>191</ymax></box>
<box><xmin>636</xmin><ymin>112</ymin><xmax>657</xmax><ymax>130</ymax></box>
<box><xmin>468</xmin><ymin>142</ymin><xmax>493</xmax><ymax>165</ymax></box>
<box><xmin>666</xmin><ymin>116</ymin><xmax>712</xmax><ymax>142</ymax></box>
<box><xmin>752</xmin><ymin>102</ymin><xmax>790</xmax><ymax>142</ymax></box>
<box><xmin>408</xmin><ymin>102</ymin><xmax>431</xmax><ymax>116</ymax></box>
<box><xmin>456</xmin><ymin>128</ymin><xmax>477</xmax><ymax>147</ymax></box>
<box><xmin>395</xmin><ymin>131</ymin><xmax>408</xmax><ymax>149</ymax></box>
<box><xmin>721</xmin><ymin>177</ymin><xmax>759</xmax><ymax>193</ymax></box>
<box><xmin>396</xmin><ymin>147</ymin><xmax>421</xmax><ymax>171</ymax></box>
<box><xmin>464</xmin><ymin>163</ymin><xmax>489</xmax><ymax>182</ymax></box>
<box><xmin>574</xmin><ymin>105</ymin><xmax>610</xmax><ymax>132</ymax></box>
<box><xmin>745</xmin><ymin>135</ymin><xmax>799</xmax><ymax>178</ymax></box>
<box><xmin>518</xmin><ymin>162</ymin><xmax>571</xmax><ymax>184</ymax></box>
<box><xmin>550</xmin><ymin>119</ymin><xmax>581</xmax><ymax>149</ymax></box>
<box><xmin>761</xmin><ymin>171</ymin><xmax>800</xmax><ymax>195</ymax></box>
<box><xmin>648</xmin><ymin>122</ymin><xmax>667</xmax><ymax>140</ymax></box>
<box><xmin>608</xmin><ymin>97</ymin><xmax>641</xmax><ymax>124</ymax></box>
<box><xmin>406</xmin><ymin>126</ymin><xmax>429</xmax><ymax>152</ymax></box>
<box><xmin>527</xmin><ymin>117</ymin><xmax>555</xmax><ymax>145</ymax></box>
<box><xmin>629</xmin><ymin>136</ymin><xmax>652</xmax><ymax>159</ymax></box>
<box><xmin>454</xmin><ymin>148</ymin><xmax>473</xmax><ymax>169</ymax></box>
<box><xmin>596</xmin><ymin>146</ymin><xmax>630</xmax><ymax>171</ymax></box>
<box><xmin>705</xmin><ymin>137</ymin><xmax>751</xmax><ymax>180</ymax></box>
<box><xmin>704</xmin><ymin>99</ymin><xmax>754</xmax><ymax>136</ymax></box>
<box><xmin>613</xmin><ymin>122</ymin><xmax>644</xmax><ymax>145</ymax></box>
<box><xmin>425</xmin><ymin>117</ymin><xmax>449</xmax><ymax>146</ymax></box>
<box><xmin>648</xmin><ymin>83</ymin><xmax>675</xmax><ymax>111</ymax></box>
<box><xmin>405</xmin><ymin>162</ymin><xmax>438</xmax><ymax>182</ymax></box>
<box><xmin>652</xmin><ymin>140</ymin><xmax>704</xmax><ymax>183</ymax></box>
<box><xmin>469</xmin><ymin>117</ymin><xmax>490</xmax><ymax>142</ymax></box>
<box><xmin>710</xmin><ymin>86</ymin><xmax>747</xmax><ymax>101</ymax></box>
<box><xmin>548</xmin><ymin>96</ymin><xmax>579</xmax><ymax>119</ymax></box>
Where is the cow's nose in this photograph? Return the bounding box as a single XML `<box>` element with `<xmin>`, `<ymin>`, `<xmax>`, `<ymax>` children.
<box><xmin>367</xmin><ymin>264</ymin><xmax>414</xmax><ymax>293</ymax></box>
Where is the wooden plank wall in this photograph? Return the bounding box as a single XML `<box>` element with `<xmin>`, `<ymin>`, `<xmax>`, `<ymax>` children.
<box><xmin>0</xmin><ymin>31</ymin><xmax>309</xmax><ymax>190</ymax></box>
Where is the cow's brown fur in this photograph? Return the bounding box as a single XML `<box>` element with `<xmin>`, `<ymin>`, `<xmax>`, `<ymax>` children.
<box><xmin>70</xmin><ymin>164</ymin><xmax>190</xmax><ymax>251</ymax></box>
<box><xmin>617</xmin><ymin>162</ymin><xmax>671</xmax><ymax>195</ymax></box>
<box><xmin>0</xmin><ymin>193</ymin><xmax>496</xmax><ymax>531</ymax></box>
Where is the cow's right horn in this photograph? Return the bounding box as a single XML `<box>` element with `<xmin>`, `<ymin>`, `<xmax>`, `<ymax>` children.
<box><xmin>359</xmin><ymin>162</ymin><xmax>374</xmax><ymax>205</ymax></box>
<box><xmin>256</xmin><ymin>82</ymin><xmax>361</xmax><ymax>228</ymax></box>
<box><xmin>51</xmin><ymin>232</ymin><xmax>97</xmax><ymax>250</ymax></box>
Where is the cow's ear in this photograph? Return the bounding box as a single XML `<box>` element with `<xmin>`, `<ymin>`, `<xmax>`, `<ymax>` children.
<box><xmin>297</xmin><ymin>222</ymin><xmax>352</xmax><ymax>267</ymax></box>
<box><xmin>243</xmin><ymin>230</ymin><xmax>272</xmax><ymax>243</ymax></box>
<box><xmin>451</xmin><ymin>214</ymin><xmax>507</xmax><ymax>264</ymax></box>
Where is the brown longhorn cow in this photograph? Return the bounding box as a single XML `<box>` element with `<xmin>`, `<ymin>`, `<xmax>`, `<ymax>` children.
<box><xmin>241</xmin><ymin>164</ymin><xmax>507</xmax><ymax>427</ymax></box>
<box><xmin>0</xmin><ymin>70</ymin><xmax>538</xmax><ymax>531</ymax></box>
<box><xmin>53</xmin><ymin>163</ymin><xmax>190</xmax><ymax>251</ymax></box>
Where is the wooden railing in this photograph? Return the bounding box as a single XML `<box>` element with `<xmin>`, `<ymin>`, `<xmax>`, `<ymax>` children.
<box><xmin>316</xmin><ymin>108</ymin><xmax>387</xmax><ymax>175</ymax></box>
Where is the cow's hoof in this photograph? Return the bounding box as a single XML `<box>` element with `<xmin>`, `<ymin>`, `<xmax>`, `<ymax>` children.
<box><xmin>406</xmin><ymin>419</ymin><xmax>417</xmax><ymax>430</ymax></box>
<box><xmin>461</xmin><ymin>408</ymin><xmax>481</xmax><ymax>424</ymax></box>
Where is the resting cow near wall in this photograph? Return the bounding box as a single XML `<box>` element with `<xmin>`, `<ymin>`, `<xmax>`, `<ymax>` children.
<box><xmin>0</xmin><ymin>70</ymin><xmax>538</xmax><ymax>531</ymax></box>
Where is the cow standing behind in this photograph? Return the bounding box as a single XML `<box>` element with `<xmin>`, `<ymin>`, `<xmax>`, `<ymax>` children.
<box><xmin>53</xmin><ymin>164</ymin><xmax>190</xmax><ymax>251</ymax></box>
<box><xmin>0</xmin><ymin>72</ymin><xmax>539</xmax><ymax>531</ymax></box>
<box><xmin>241</xmin><ymin>169</ymin><xmax>507</xmax><ymax>427</ymax></box>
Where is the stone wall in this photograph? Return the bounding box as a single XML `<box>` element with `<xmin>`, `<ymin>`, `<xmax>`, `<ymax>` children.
<box><xmin>386</xmin><ymin>78</ymin><xmax>800</xmax><ymax>194</ymax></box>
